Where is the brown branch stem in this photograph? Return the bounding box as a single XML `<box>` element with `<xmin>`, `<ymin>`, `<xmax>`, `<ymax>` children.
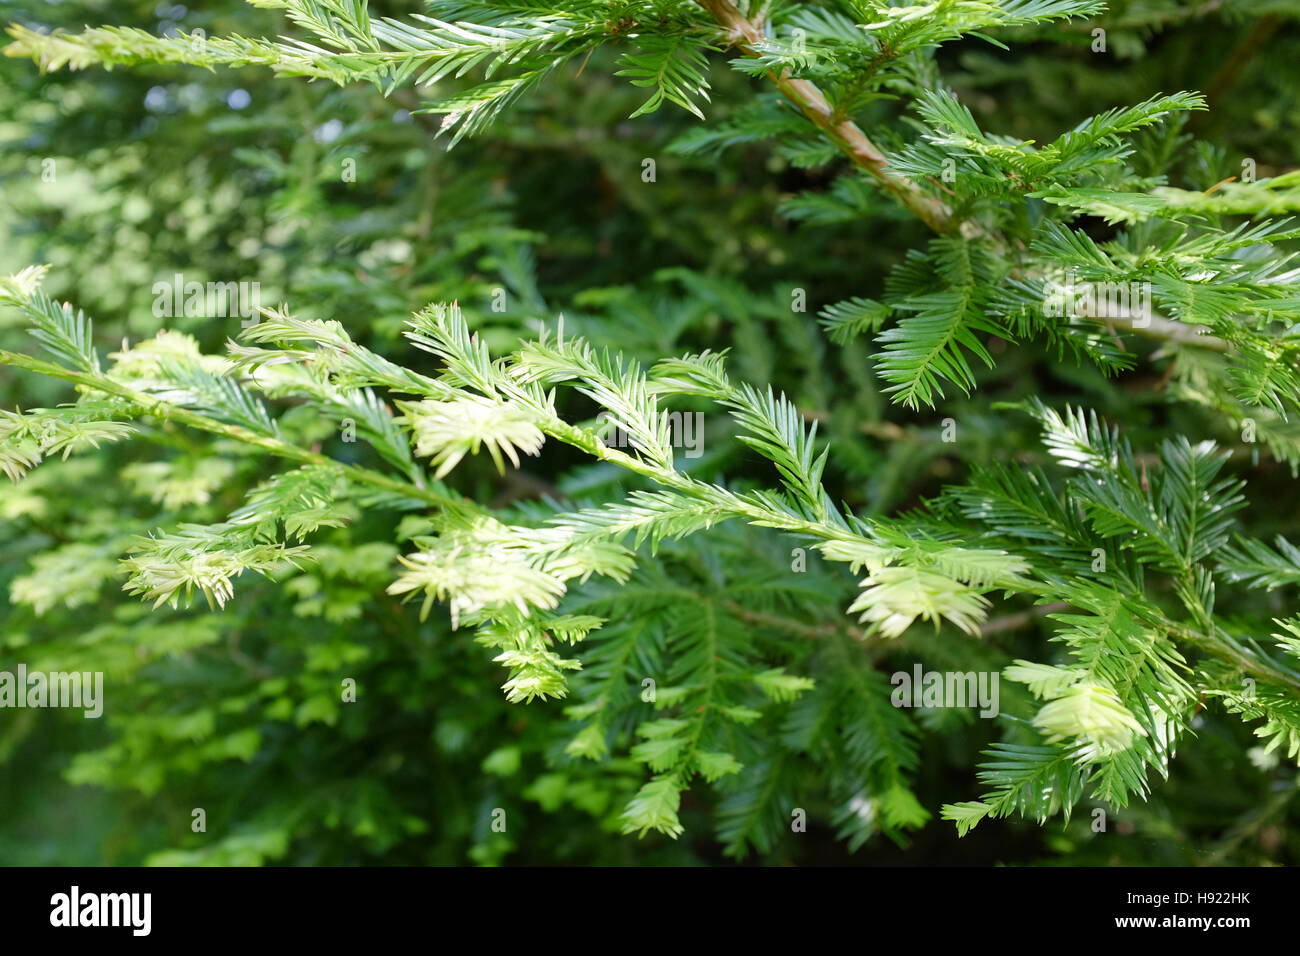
<box><xmin>695</xmin><ymin>0</ymin><xmax>1233</xmax><ymax>353</ymax></box>
<box><xmin>695</xmin><ymin>0</ymin><xmax>968</xmax><ymax>237</ymax></box>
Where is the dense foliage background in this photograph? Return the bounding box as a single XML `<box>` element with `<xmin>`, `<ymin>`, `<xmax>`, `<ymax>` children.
<box><xmin>2</xmin><ymin>0</ymin><xmax>1299</xmax><ymax>865</ymax></box>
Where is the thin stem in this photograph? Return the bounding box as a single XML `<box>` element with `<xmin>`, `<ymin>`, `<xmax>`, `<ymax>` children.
<box><xmin>1168</xmin><ymin>619</ymin><xmax>1300</xmax><ymax>698</ymax></box>
<box><xmin>1203</xmin><ymin>14</ymin><xmax>1283</xmax><ymax>108</ymax></box>
<box><xmin>1105</xmin><ymin>314</ymin><xmax>1229</xmax><ymax>353</ymax></box>
<box><xmin>695</xmin><ymin>0</ymin><xmax>1234</xmax><ymax>353</ymax></box>
<box><xmin>695</xmin><ymin>0</ymin><xmax>965</xmax><ymax>237</ymax></box>
<box><xmin>722</xmin><ymin>598</ymin><xmax>866</xmax><ymax>642</ymax></box>
<box><xmin>979</xmin><ymin>601</ymin><xmax>1070</xmax><ymax>637</ymax></box>
<box><xmin>0</xmin><ymin>348</ymin><xmax>464</xmax><ymax>512</ymax></box>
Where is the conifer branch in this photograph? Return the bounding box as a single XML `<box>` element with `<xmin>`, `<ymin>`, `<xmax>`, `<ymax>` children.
<box><xmin>694</xmin><ymin>0</ymin><xmax>1238</xmax><ymax>359</ymax></box>
<box><xmin>695</xmin><ymin>0</ymin><xmax>964</xmax><ymax>237</ymax></box>
<box><xmin>0</xmin><ymin>347</ymin><xmax>461</xmax><ymax>511</ymax></box>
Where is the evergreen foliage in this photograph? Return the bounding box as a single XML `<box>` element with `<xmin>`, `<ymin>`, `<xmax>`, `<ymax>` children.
<box><xmin>2</xmin><ymin>0</ymin><xmax>1300</xmax><ymax>864</ymax></box>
